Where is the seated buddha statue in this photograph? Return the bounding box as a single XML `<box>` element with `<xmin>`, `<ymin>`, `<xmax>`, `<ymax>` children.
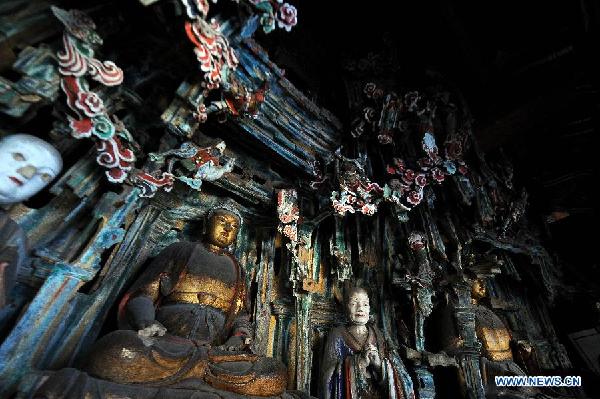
<box><xmin>75</xmin><ymin>201</ymin><xmax>288</xmax><ymax>397</ymax></box>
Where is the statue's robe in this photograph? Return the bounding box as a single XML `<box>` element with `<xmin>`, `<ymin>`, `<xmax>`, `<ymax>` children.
<box><xmin>321</xmin><ymin>325</ymin><xmax>409</xmax><ymax>399</ymax></box>
<box><xmin>117</xmin><ymin>241</ymin><xmax>252</xmax><ymax>344</ymax></box>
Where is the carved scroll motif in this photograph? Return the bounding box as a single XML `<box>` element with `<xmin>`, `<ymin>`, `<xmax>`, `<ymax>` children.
<box><xmin>53</xmin><ymin>7</ymin><xmax>137</xmax><ymax>184</ymax></box>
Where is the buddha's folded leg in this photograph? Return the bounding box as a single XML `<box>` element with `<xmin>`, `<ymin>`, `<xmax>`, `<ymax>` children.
<box><xmin>84</xmin><ymin>330</ymin><xmax>209</xmax><ymax>384</ymax></box>
<box><xmin>34</xmin><ymin>368</ymin><xmax>309</xmax><ymax>399</ymax></box>
<box><xmin>204</xmin><ymin>357</ymin><xmax>288</xmax><ymax>397</ymax></box>
<box><xmin>83</xmin><ymin>331</ymin><xmax>287</xmax><ymax>396</ymax></box>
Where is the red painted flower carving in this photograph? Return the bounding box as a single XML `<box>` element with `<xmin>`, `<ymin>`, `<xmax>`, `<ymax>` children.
<box><xmin>402</xmin><ymin>169</ymin><xmax>416</xmax><ymax>184</ymax></box>
<box><xmin>276</xmin><ymin>3</ymin><xmax>298</xmax><ymax>32</ymax></box>
<box><xmin>364</xmin><ymin>82</ymin><xmax>377</xmax><ymax>98</ymax></box>
<box><xmin>361</xmin><ymin>203</ymin><xmax>377</xmax><ymax>215</ymax></box>
<box><xmin>407</xmin><ymin>190</ymin><xmax>423</xmax><ymax>206</ymax></box>
<box><xmin>415</xmin><ymin>173</ymin><xmax>427</xmax><ymax>187</ymax></box>
<box><xmin>432</xmin><ymin>167</ymin><xmax>445</xmax><ymax>183</ymax></box>
<box><xmin>279</xmin><ymin>205</ymin><xmax>299</xmax><ymax>224</ymax></box>
<box><xmin>282</xmin><ymin>224</ymin><xmax>297</xmax><ymax>242</ymax></box>
<box><xmin>76</xmin><ymin>91</ymin><xmax>105</xmax><ymax>117</ymax></box>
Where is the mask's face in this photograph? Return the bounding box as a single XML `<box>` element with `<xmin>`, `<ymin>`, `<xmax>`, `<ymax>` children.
<box><xmin>206</xmin><ymin>211</ymin><xmax>240</xmax><ymax>248</ymax></box>
<box><xmin>0</xmin><ymin>134</ymin><xmax>62</xmax><ymax>205</ymax></box>
<box><xmin>347</xmin><ymin>290</ymin><xmax>370</xmax><ymax>326</ymax></box>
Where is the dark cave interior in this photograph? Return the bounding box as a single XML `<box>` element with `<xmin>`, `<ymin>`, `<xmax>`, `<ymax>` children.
<box><xmin>1</xmin><ymin>0</ymin><xmax>599</xmax><ymax>397</ymax></box>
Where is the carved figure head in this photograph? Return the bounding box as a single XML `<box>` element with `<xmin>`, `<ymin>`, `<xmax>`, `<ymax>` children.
<box><xmin>215</xmin><ymin>141</ymin><xmax>226</xmax><ymax>154</ymax></box>
<box><xmin>0</xmin><ymin>134</ymin><xmax>63</xmax><ymax>205</ymax></box>
<box><xmin>471</xmin><ymin>278</ymin><xmax>487</xmax><ymax>302</ymax></box>
<box><xmin>408</xmin><ymin>231</ymin><xmax>426</xmax><ymax>251</ymax></box>
<box><xmin>205</xmin><ymin>206</ymin><xmax>242</xmax><ymax>249</ymax></box>
<box><xmin>51</xmin><ymin>6</ymin><xmax>102</xmax><ymax>46</ymax></box>
<box><xmin>346</xmin><ymin>287</ymin><xmax>370</xmax><ymax>326</ymax></box>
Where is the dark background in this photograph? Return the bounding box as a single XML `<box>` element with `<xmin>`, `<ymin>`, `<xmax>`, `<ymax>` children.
<box><xmin>258</xmin><ymin>0</ymin><xmax>600</xmax><ymax>395</ymax></box>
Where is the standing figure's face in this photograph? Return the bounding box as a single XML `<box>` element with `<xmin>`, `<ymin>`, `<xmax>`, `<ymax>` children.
<box><xmin>0</xmin><ymin>134</ymin><xmax>62</xmax><ymax>205</ymax></box>
<box><xmin>347</xmin><ymin>290</ymin><xmax>370</xmax><ymax>326</ymax></box>
<box><xmin>206</xmin><ymin>210</ymin><xmax>241</xmax><ymax>248</ymax></box>
<box><xmin>471</xmin><ymin>279</ymin><xmax>487</xmax><ymax>301</ymax></box>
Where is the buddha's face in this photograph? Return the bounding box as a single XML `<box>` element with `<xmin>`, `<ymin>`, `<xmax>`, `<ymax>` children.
<box><xmin>206</xmin><ymin>210</ymin><xmax>240</xmax><ymax>248</ymax></box>
<box><xmin>471</xmin><ymin>279</ymin><xmax>487</xmax><ymax>301</ymax></box>
<box><xmin>346</xmin><ymin>289</ymin><xmax>370</xmax><ymax>326</ymax></box>
<box><xmin>0</xmin><ymin>134</ymin><xmax>62</xmax><ymax>205</ymax></box>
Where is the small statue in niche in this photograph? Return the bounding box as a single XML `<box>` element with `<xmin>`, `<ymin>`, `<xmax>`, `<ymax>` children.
<box><xmin>0</xmin><ymin>134</ymin><xmax>62</xmax><ymax>310</ymax></box>
<box><xmin>48</xmin><ymin>200</ymin><xmax>290</xmax><ymax>397</ymax></box>
<box><xmin>134</xmin><ymin>140</ymin><xmax>235</xmax><ymax>197</ymax></box>
<box><xmin>321</xmin><ymin>287</ymin><xmax>406</xmax><ymax>399</ymax></box>
<box><xmin>331</xmin><ymin>151</ymin><xmax>384</xmax><ymax>216</ymax></box>
<box><xmin>205</xmin><ymin>78</ymin><xmax>269</xmax><ymax>122</ymax></box>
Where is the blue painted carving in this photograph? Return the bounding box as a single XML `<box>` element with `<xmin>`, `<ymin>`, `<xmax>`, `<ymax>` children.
<box><xmin>414</xmin><ymin>367</ymin><xmax>436</xmax><ymax>399</ymax></box>
<box><xmin>0</xmin><ymin>46</ymin><xmax>59</xmax><ymax>119</ymax></box>
<box><xmin>0</xmin><ymin>186</ymin><xmax>141</xmax><ymax>395</ymax></box>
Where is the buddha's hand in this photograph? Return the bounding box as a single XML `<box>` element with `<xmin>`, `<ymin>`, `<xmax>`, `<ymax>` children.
<box><xmin>357</xmin><ymin>352</ymin><xmax>370</xmax><ymax>372</ymax></box>
<box><xmin>138</xmin><ymin>321</ymin><xmax>167</xmax><ymax>338</ymax></box>
<box><xmin>366</xmin><ymin>344</ymin><xmax>382</xmax><ymax>371</ymax></box>
<box><xmin>219</xmin><ymin>335</ymin><xmax>251</xmax><ymax>351</ymax></box>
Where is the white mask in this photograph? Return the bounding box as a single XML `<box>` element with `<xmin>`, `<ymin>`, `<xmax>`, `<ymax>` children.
<box><xmin>0</xmin><ymin>134</ymin><xmax>63</xmax><ymax>205</ymax></box>
<box><xmin>346</xmin><ymin>290</ymin><xmax>370</xmax><ymax>326</ymax></box>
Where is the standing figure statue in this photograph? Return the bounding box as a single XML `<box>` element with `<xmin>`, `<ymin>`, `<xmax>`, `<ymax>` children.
<box><xmin>321</xmin><ymin>287</ymin><xmax>406</xmax><ymax>399</ymax></box>
<box><xmin>443</xmin><ymin>278</ymin><xmax>551</xmax><ymax>399</ymax></box>
<box><xmin>0</xmin><ymin>134</ymin><xmax>62</xmax><ymax>314</ymax></box>
<box><xmin>37</xmin><ymin>200</ymin><xmax>297</xmax><ymax>398</ymax></box>
<box><xmin>470</xmin><ymin>278</ymin><xmax>539</xmax><ymax>398</ymax></box>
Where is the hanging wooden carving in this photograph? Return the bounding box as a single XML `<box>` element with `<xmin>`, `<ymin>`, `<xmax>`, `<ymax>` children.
<box><xmin>330</xmin><ymin>151</ymin><xmax>384</xmax><ymax>216</ymax></box>
<box><xmin>133</xmin><ymin>141</ymin><xmax>235</xmax><ymax>197</ymax></box>
<box><xmin>276</xmin><ymin>188</ymin><xmax>299</xmax><ymax>242</ymax></box>
<box><xmin>53</xmin><ymin>7</ymin><xmax>137</xmax><ymax>184</ymax></box>
<box><xmin>249</xmin><ymin>0</ymin><xmax>298</xmax><ymax>33</ymax></box>
<box><xmin>329</xmin><ymin>83</ymin><xmax>471</xmax><ymax>216</ymax></box>
<box><xmin>180</xmin><ymin>0</ymin><xmax>295</xmax><ymax>123</ymax></box>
